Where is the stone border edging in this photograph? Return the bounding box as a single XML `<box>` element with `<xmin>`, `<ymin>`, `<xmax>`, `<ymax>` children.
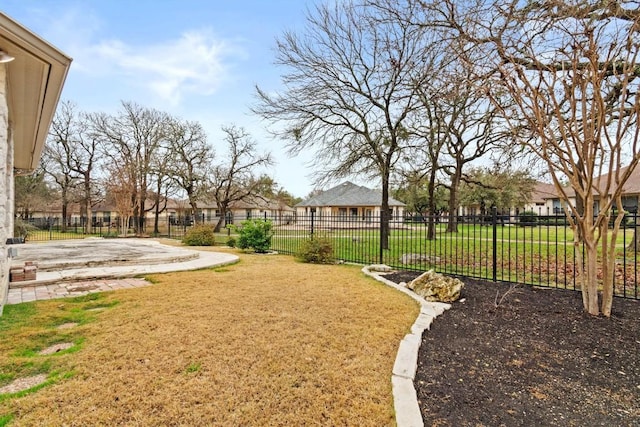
<box><xmin>361</xmin><ymin>265</ymin><xmax>451</xmax><ymax>427</ymax></box>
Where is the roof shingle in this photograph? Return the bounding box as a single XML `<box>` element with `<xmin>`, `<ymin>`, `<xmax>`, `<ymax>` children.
<box><xmin>295</xmin><ymin>181</ymin><xmax>405</xmax><ymax>207</ymax></box>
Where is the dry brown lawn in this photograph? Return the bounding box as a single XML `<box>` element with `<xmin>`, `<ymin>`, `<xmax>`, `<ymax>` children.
<box><xmin>1</xmin><ymin>249</ymin><xmax>418</xmax><ymax>426</ymax></box>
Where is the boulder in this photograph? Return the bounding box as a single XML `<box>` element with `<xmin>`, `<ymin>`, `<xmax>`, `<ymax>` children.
<box><xmin>367</xmin><ymin>264</ymin><xmax>393</xmax><ymax>273</ymax></box>
<box><xmin>400</xmin><ymin>253</ymin><xmax>440</xmax><ymax>265</ymax></box>
<box><xmin>407</xmin><ymin>270</ymin><xmax>464</xmax><ymax>302</ymax></box>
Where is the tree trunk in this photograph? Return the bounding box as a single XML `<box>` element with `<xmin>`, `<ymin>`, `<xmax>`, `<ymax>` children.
<box><xmin>214</xmin><ymin>204</ymin><xmax>229</xmax><ymax>232</ymax></box>
<box><xmin>190</xmin><ymin>199</ymin><xmax>199</xmax><ymax>224</ymax></box>
<box><xmin>380</xmin><ymin>174</ymin><xmax>390</xmax><ymax>251</ymax></box>
<box><xmin>584</xmin><ymin>240</ymin><xmax>599</xmax><ymax>315</ymax></box>
<box><xmin>447</xmin><ymin>167</ymin><xmax>462</xmax><ymax>233</ymax></box>
<box><xmin>153</xmin><ymin>203</ymin><xmax>161</xmax><ymax>235</ymax></box>
<box><xmin>83</xmin><ymin>176</ymin><xmax>92</xmax><ymax>234</ymax></box>
<box><xmin>578</xmin><ymin>204</ymin><xmax>600</xmax><ymax>315</ymax></box>
<box><xmin>61</xmin><ymin>188</ymin><xmax>68</xmax><ymax>233</ymax></box>
<box><xmin>601</xmin><ymin>210</ymin><xmax>625</xmax><ymax>317</ymax></box>
<box><xmin>426</xmin><ymin>169</ymin><xmax>437</xmax><ymax>240</ymax></box>
<box><xmin>139</xmin><ymin>200</ymin><xmax>146</xmax><ymax>234</ymax></box>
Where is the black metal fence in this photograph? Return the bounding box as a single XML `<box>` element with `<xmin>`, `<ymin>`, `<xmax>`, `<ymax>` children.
<box><xmin>17</xmin><ymin>211</ymin><xmax>640</xmax><ymax>299</ymax></box>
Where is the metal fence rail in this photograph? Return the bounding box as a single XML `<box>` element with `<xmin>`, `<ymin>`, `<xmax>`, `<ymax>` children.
<box><xmin>17</xmin><ymin>211</ymin><xmax>640</xmax><ymax>299</ymax></box>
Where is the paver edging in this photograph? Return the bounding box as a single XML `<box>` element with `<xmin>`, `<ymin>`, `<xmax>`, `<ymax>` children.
<box><xmin>361</xmin><ymin>265</ymin><xmax>451</xmax><ymax>427</ymax></box>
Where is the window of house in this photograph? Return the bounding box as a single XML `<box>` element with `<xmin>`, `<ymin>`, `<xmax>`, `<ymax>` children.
<box><xmin>338</xmin><ymin>208</ymin><xmax>347</xmax><ymax>217</ymax></box>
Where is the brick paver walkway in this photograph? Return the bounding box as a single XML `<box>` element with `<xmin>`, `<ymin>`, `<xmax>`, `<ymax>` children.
<box><xmin>7</xmin><ymin>278</ymin><xmax>151</xmax><ymax>305</ymax></box>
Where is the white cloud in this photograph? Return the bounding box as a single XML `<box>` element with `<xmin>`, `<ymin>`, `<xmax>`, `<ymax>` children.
<box><xmin>90</xmin><ymin>29</ymin><xmax>238</xmax><ymax>105</ymax></box>
<box><xmin>40</xmin><ymin>7</ymin><xmax>243</xmax><ymax>106</ymax></box>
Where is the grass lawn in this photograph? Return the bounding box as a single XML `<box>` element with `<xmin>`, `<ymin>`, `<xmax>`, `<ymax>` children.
<box><xmin>0</xmin><ymin>249</ymin><xmax>419</xmax><ymax>425</ymax></box>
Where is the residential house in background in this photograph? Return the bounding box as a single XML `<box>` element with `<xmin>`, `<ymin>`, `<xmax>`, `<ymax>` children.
<box><xmin>197</xmin><ymin>196</ymin><xmax>295</xmax><ymax>225</ymax></box>
<box><xmin>523</xmin><ymin>182</ymin><xmax>561</xmax><ymax>215</ymax></box>
<box><xmin>0</xmin><ymin>12</ymin><xmax>71</xmax><ymax>314</ymax></box>
<box><xmin>295</xmin><ymin>181</ymin><xmax>406</xmax><ymax>224</ymax></box>
<box><xmin>457</xmin><ymin>180</ymin><xmax>562</xmax><ymax>218</ymax></box>
<box><xmin>535</xmin><ymin>165</ymin><xmax>640</xmax><ymax>216</ymax></box>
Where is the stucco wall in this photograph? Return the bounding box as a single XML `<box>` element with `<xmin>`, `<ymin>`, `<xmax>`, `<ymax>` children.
<box><xmin>0</xmin><ymin>64</ymin><xmax>13</xmax><ymax>315</ymax></box>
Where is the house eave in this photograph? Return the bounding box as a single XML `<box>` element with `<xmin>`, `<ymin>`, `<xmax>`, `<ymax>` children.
<box><xmin>0</xmin><ymin>12</ymin><xmax>72</xmax><ymax>174</ymax></box>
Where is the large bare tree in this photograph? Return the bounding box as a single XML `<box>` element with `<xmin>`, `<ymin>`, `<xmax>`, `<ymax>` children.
<box><xmin>43</xmin><ymin>100</ymin><xmax>82</xmax><ymax>231</ymax></box>
<box><xmin>254</xmin><ymin>1</ymin><xmax>434</xmax><ymax>249</ymax></box>
<box><xmin>209</xmin><ymin>125</ymin><xmax>272</xmax><ymax>232</ymax></box>
<box><xmin>433</xmin><ymin>0</ymin><xmax>640</xmax><ymax>316</ymax></box>
<box><xmin>165</xmin><ymin>117</ymin><xmax>213</xmax><ymax>225</ymax></box>
<box><xmin>92</xmin><ymin>102</ymin><xmax>168</xmax><ymax>234</ymax></box>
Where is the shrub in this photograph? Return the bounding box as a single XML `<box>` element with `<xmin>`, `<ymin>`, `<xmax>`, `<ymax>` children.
<box><xmin>13</xmin><ymin>219</ymin><xmax>37</xmax><ymax>241</ymax></box>
<box><xmin>518</xmin><ymin>211</ymin><xmax>538</xmax><ymax>227</ymax></box>
<box><xmin>226</xmin><ymin>237</ymin><xmax>236</xmax><ymax>248</ymax></box>
<box><xmin>182</xmin><ymin>224</ymin><xmax>216</xmax><ymax>246</ymax></box>
<box><xmin>235</xmin><ymin>219</ymin><xmax>273</xmax><ymax>253</ymax></box>
<box><xmin>296</xmin><ymin>237</ymin><xmax>335</xmax><ymax>264</ymax></box>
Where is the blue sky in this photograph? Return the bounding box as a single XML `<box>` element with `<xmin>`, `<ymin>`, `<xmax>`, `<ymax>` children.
<box><xmin>2</xmin><ymin>1</ymin><xmax>321</xmax><ymax>198</ymax></box>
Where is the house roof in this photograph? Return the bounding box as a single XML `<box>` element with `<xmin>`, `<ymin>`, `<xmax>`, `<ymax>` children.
<box><xmin>556</xmin><ymin>164</ymin><xmax>640</xmax><ymax>199</ymax></box>
<box><xmin>596</xmin><ymin>164</ymin><xmax>640</xmax><ymax>196</ymax></box>
<box><xmin>229</xmin><ymin>195</ymin><xmax>294</xmax><ymax>211</ymax></box>
<box><xmin>530</xmin><ymin>182</ymin><xmax>558</xmax><ymax>203</ymax></box>
<box><xmin>0</xmin><ymin>12</ymin><xmax>72</xmax><ymax>175</ymax></box>
<box><xmin>296</xmin><ymin>181</ymin><xmax>406</xmax><ymax>208</ymax></box>
<box><xmin>193</xmin><ymin>196</ymin><xmax>294</xmax><ymax>212</ymax></box>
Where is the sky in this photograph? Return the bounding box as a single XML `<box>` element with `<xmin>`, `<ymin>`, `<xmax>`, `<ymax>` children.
<box><xmin>2</xmin><ymin>0</ymin><xmax>326</xmax><ymax>198</ymax></box>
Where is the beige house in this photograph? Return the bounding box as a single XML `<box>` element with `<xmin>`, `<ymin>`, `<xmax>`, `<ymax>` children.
<box><xmin>196</xmin><ymin>196</ymin><xmax>295</xmax><ymax>225</ymax></box>
<box><xmin>0</xmin><ymin>13</ymin><xmax>71</xmax><ymax>314</ymax></box>
<box><xmin>295</xmin><ymin>181</ymin><xmax>406</xmax><ymax>224</ymax></box>
<box><xmin>523</xmin><ymin>182</ymin><xmax>561</xmax><ymax>215</ymax></box>
<box><xmin>456</xmin><ymin>180</ymin><xmax>561</xmax><ymax>218</ymax></box>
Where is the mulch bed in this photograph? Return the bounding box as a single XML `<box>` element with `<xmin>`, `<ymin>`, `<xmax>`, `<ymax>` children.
<box><xmin>383</xmin><ymin>271</ymin><xmax>640</xmax><ymax>427</ymax></box>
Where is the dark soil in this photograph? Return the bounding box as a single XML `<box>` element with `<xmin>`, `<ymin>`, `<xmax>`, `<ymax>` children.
<box><xmin>383</xmin><ymin>271</ymin><xmax>640</xmax><ymax>427</ymax></box>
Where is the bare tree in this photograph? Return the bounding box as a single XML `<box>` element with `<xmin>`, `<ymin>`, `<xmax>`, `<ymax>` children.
<box><xmin>104</xmin><ymin>163</ymin><xmax>135</xmax><ymax>236</ymax></box>
<box><xmin>43</xmin><ymin>100</ymin><xmax>82</xmax><ymax>231</ymax></box>
<box><xmin>209</xmin><ymin>125</ymin><xmax>273</xmax><ymax>231</ymax></box>
<box><xmin>439</xmin><ymin>65</ymin><xmax>507</xmax><ymax>233</ymax></box>
<box><xmin>14</xmin><ymin>166</ymin><xmax>54</xmax><ymax>220</ymax></box>
<box><xmin>148</xmin><ymin>144</ymin><xmax>175</xmax><ymax>235</ymax></box>
<box><xmin>433</xmin><ymin>0</ymin><xmax>640</xmax><ymax>316</ymax></box>
<box><xmin>92</xmin><ymin>101</ymin><xmax>168</xmax><ymax>234</ymax></box>
<box><xmin>165</xmin><ymin>117</ymin><xmax>213</xmax><ymax>225</ymax></box>
<box><xmin>254</xmin><ymin>1</ymin><xmax>434</xmax><ymax>249</ymax></box>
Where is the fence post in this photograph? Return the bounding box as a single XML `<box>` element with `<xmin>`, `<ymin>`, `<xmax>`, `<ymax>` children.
<box><xmin>310</xmin><ymin>210</ymin><xmax>315</xmax><ymax>239</ymax></box>
<box><xmin>492</xmin><ymin>206</ymin><xmax>498</xmax><ymax>282</ymax></box>
<box><xmin>379</xmin><ymin>211</ymin><xmax>384</xmax><ymax>265</ymax></box>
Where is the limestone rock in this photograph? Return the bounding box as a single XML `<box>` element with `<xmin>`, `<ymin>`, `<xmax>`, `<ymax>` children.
<box><xmin>407</xmin><ymin>270</ymin><xmax>464</xmax><ymax>302</ymax></box>
<box><xmin>400</xmin><ymin>253</ymin><xmax>441</xmax><ymax>265</ymax></box>
<box><xmin>368</xmin><ymin>264</ymin><xmax>392</xmax><ymax>272</ymax></box>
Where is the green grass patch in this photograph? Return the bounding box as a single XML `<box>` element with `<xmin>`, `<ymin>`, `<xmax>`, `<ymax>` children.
<box><xmin>0</xmin><ymin>413</ymin><xmax>14</xmax><ymax>426</ymax></box>
<box><xmin>185</xmin><ymin>362</ymin><xmax>202</xmax><ymax>374</ymax></box>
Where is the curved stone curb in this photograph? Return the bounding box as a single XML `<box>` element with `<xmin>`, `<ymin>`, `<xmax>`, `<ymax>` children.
<box><xmin>362</xmin><ymin>265</ymin><xmax>451</xmax><ymax>427</ymax></box>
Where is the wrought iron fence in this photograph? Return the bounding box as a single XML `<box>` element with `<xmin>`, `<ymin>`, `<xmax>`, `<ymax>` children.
<box><xmin>16</xmin><ymin>210</ymin><xmax>640</xmax><ymax>299</ymax></box>
<box><xmin>266</xmin><ymin>211</ymin><xmax>639</xmax><ymax>300</ymax></box>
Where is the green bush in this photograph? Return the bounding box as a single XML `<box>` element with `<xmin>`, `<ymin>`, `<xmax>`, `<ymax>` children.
<box><xmin>226</xmin><ymin>237</ymin><xmax>236</xmax><ymax>248</ymax></box>
<box><xmin>518</xmin><ymin>211</ymin><xmax>538</xmax><ymax>227</ymax></box>
<box><xmin>296</xmin><ymin>237</ymin><xmax>335</xmax><ymax>264</ymax></box>
<box><xmin>235</xmin><ymin>219</ymin><xmax>273</xmax><ymax>253</ymax></box>
<box><xmin>182</xmin><ymin>224</ymin><xmax>216</xmax><ymax>246</ymax></box>
<box><xmin>13</xmin><ymin>219</ymin><xmax>37</xmax><ymax>241</ymax></box>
